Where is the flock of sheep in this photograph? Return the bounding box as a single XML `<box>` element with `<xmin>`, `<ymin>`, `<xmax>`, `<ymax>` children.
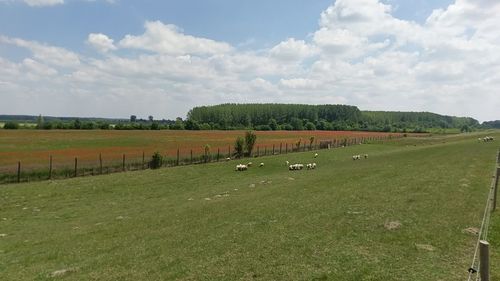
<box><xmin>235</xmin><ymin>153</ymin><xmax>320</xmax><ymax>172</ymax></box>
<box><xmin>479</xmin><ymin>136</ymin><xmax>495</xmax><ymax>142</ymax></box>
<box><xmin>352</xmin><ymin>154</ymin><xmax>368</xmax><ymax>160</ymax></box>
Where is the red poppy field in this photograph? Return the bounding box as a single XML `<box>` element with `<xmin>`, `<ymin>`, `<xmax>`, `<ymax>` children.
<box><xmin>0</xmin><ymin>130</ymin><xmax>415</xmax><ymax>173</ymax></box>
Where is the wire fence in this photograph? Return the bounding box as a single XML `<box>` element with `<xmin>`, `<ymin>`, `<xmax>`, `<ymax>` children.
<box><xmin>0</xmin><ymin>135</ymin><xmax>400</xmax><ymax>185</ymax></box>
<box><xmin>466</xmin><ymin>149</ymin><xmax>500</xmax><ymax>281</ymax></box>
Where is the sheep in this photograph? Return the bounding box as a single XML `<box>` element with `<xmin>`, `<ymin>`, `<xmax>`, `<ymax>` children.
<box><xmin>235</xmin><ymin>164</ymin><xmax>248</xmax><ymax>171</ymax></box>
<box><xmin>352</xmin><ymin>155</ymin><xmax>362</xmax><ymax>160</ymax></box>
<box><xmin>364</xmin><ymin>154</ymin><xmax>368</xmax><ymax>159</ymax></box>
<box><xmin>289</xmin><ymin>163</ymin><xmax>304</xmax><ymax>171</ymax></box>
<box><xmin>225</xmin><ymin>157</ymin><xmax>231</xmax><ymax>161</ymax></box>
<box><xmin>314</xmin><ymin>153</ymin><xmax>318</xmax><ymax>158</ymax></box>
<box><xmin>306</xmin><ymin>163</ymin><xmax>312</xmax><ymax>170</ymax></box>
<box><xmin>286</xmin><ymin>161</ymin><xmax>290</xmax><ymax>166</ymax></box>
<box><xmin>311</xmin><ymin>163</ymin><xmax>317</xmax><ymax>169</ymax></box>
<box><xmin>247</xmin><ymin>162</ymin><xmax>253</xmax><ymax>167</ymax></box>
<box><xmin>259</xmin><ymin>162</ymin><xmax>264</xmax><ymax>167</ymax></box>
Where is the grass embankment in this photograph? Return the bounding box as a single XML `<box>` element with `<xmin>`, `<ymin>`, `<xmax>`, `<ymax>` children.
<box><xmin>0</xmin><ymin>132</ymin><xmax>499</xmax><ymax>280</ymax></box>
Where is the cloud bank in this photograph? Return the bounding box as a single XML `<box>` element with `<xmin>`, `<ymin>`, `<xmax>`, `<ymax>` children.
<box><xmin>0</xmin><ymin>0</ymin><xmax>499</xmax><ymax>121</ymax></box>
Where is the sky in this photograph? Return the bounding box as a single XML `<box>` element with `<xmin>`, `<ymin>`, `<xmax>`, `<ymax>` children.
<box><xmin>0</xmin><ymin>0</ymin><xmax>498</xmax><ymax>122</ymax></box>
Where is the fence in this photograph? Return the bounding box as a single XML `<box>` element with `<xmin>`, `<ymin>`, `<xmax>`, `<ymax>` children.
<box><xmin>466</xmin><ymin>148</ymin><xmax>500</xmax><ymax>281</ymax></box>
<box><xmin>0</xmin><ymin>135</ymin><xmax>401</xmax><ymax>185</ymax></box>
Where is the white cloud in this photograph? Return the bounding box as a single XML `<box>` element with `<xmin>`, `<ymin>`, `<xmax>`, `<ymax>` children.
<box><xmin>270</xmin><ymin>38</ymin><xmax>317</xmax><ymax>62</ymax></box>
<box><xmin>1</xmin><ymin>1</ymin><xmax>500</xmax><ymax>121</ymax></box>
<box><xmin>23</xmin><ymin>0</ymin><xmax>63</xmax><ymax>6</ymax></box>
<box><xmin>0</xmin><ymin>36</ymin><xmax>80</xmax><ymax>67</ymax></box>
<box><xmin>119</xmin><ymin>21</ymin><xmax>233</xmax><ymax>56</ymax></box>
<box><xmin>87</xmin><ymin>33</ymin><xmax>117</xmax><ymax>53</ymax></box>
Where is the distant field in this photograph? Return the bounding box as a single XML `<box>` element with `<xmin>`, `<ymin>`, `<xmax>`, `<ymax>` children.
<box><xmin>0</xmin><ymin>132</ymin><xmax>499</xmax><ymax>280</ymax></box>
<box><xmin>0</xmin><ymin>130</ymin><xmax>411</xmax><ymax>173</ymax></box>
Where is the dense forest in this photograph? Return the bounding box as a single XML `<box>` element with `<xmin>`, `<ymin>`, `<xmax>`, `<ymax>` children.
<box><xmin>187</xmin><ymin>104</ymin><xmax>480</xmax><ymax>132</ymax></box>
<box><xmin>1</xmin><ymin>104</ymin><xmax>493</xmax><ymax>132</ymax></box>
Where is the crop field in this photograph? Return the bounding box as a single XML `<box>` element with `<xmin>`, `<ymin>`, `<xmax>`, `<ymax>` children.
<box><xmin>0</xmin><ymin>130</ymin><xmax>411</xmax><ymax>173</ymax></box>
<box><xmin>0</xmin><ymin>131</ymin><xmax>499</xmax><ymax>280</ymax></box>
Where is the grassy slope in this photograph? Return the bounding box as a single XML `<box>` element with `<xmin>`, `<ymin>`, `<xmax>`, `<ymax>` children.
<box><xmin>0</xmin><ymin>132</ymin><xmax>499</xmax><ymax>280</ymax></box>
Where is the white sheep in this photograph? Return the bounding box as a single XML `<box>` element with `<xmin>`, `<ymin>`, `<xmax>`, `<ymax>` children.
<box><xmin>259</xmin><ymin>162</ymin><xmax>264</xmax><ymax>167</ymax></box>
<box><xmin>364</xmin><ymin>154</ymin><xmax>368</xmax><ymax>159</ymax></box>
<box><xmin>225</xmin><ymin>157</ymin><xmax>231</xmax><ymax>161</ymax></box>
<box><xmin>312</xmin><ymin>163</ymin><xmax>317</xmax><ymax>169</ymax></box>
<box><xmin>235</xmin><ymin>164</ymin><xmax>248</xmax><ymax>171</ymax></box>
<box><xmin>247</xmin><ymin>162</ymin><xmax>253</xmax><ymax>167</ymax></box>
<box><xmin>286</xmin><ymin>160</ymin><xmax>290</xmax><ymax>166</ymax></box>
<box><xmin>314</xmin><ymin>153</ymin><xmax>318</xmax><ymax>158</ymax></box>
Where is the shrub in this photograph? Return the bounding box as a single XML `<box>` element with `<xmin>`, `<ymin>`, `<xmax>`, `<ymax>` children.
<box><xmin>150</xmin><ymin>152</ymin><xmax>163</xmax><ymax>169</ymax></box>
<box><xmin>234</xmin><ymin>136</ymin><xmax>244</xmax><ymax>158</ymax></box>
<box><xmin>3</xmin><ymin>121</ymin><xmax>19</xmax><ymax>129</ymax></box>
<box><xmin>245</xmin><ymin>131</ymin><xmax>257</xmax><ymax>156</ymax></box>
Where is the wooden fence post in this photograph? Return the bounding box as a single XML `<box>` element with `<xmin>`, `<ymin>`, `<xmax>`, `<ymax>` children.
<box><xmin>49</xmin><ymin>155</ymin><xmax>53</xmax><ymax>180</ymax></box>
<box><xmin>190</xmin><ymin>149</ymin><xmax>193</xmax><ymax>164</ymax></box>
<box><xmin>142</xmin><ymin>151</ymin><xmax>145</xmax><ymax>170</ymax></box>
<box><xmin>176</xmin><ymin>149</ymin><xmax>180</xmax><ymax>166</ymax></box>
<box><xmin>99</xmin><ymin>153</ymin><xmax>103</xmax><ymax>174</ymax></box>
<box><xmin>217</xmin><ymin>148</ymin><xmax>220</xmax><ymax>162</ymax></box>
<box><xmin>122</xmin><ymin>154</ymin><xmax>125</xmax><ymax>171</ymax></box>
<box><xmin>17</xmin><ymin>161</ymin><xmax>21</xmax><ymax>183</ymax></box>
<box><xmin>280</xmin><ymin>143</ymin><xmax>282</xmax><ymax>154</ymax></box>
<box><xmin>272</xmin><ymin>144</ymin><xmax>275</xmax><ymax>155</ymax></box>
<box><xmin>286</xmin><ymin>143</ymin><xmax>288</xmax><ymax>154</ymax></box>
<box><xmin>74</xmin><ymin>157</ymin><xmax>78</xmax><ymax>177</ymax></box>
<box><xmin>228</xmin><ymin>145</ymin><xmax>231</xmax><ymax>158</ymax></box>
<box><xmin>264</xmin><ymin>146</ymin><xmax>267</xmax><ymax>156</ymax></box>
<box><xmin>480</xmin><ymin>240</ymin><xmax>490</xmax><ymax>281</ymax></box>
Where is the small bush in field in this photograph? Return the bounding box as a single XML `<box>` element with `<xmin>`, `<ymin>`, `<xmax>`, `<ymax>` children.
<box><xmin>150</xmin><ymin>152</ymin><xmax>163</xmax><ymax>169</ymax></box>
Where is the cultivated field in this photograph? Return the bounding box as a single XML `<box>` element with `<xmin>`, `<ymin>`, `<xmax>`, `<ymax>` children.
<box><xmin>1</xmin><ymin>131</ymin><xmax>499</xmax><ymax>280</ymax></box>
<box><xmin>0</xmin><ymin>130</ymin><xmax>411</xmax><ymax>173</ymax></box>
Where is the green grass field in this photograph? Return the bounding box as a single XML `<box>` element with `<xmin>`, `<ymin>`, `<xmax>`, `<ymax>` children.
<box><xmin>1</xmin><ymin>132</ymin><xmax>499</xmax><ymax>280</ymax></box>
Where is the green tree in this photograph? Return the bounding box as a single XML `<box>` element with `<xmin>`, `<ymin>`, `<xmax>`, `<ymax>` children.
<box><xmin>36</xmin><ymin>114</ymin><xmax>44</xmax><ymax>129</ymax></box>
<box><xmin>305</xmin><ymin>122</ymin><xmax>316</xmax><ymax>130</ymax></box>
<box><xmin>130</xmin><ymin>115</ymin><xmax>137</xmax><ymax>122</ymax></box>
<box><xmin>244</xmin><ymin>131</ymin><xmax>257</xmax><ymax>157</ymax></box>
<box><xmin>3</xmin><ymin>121</ymin><xmax>19</xmax><ymax>129</ymax></box>
<box><xmin>291</xmin><ymin>117</ymin><xmax>304</xmax><ymax>130</ymax></box>
<box><xmin>234</xmin><ymin>136</ymin><xmax>244</xmax><ymax>158</ymax></box>
<box><xmin>150</xmin><ymin>152</ymin><xmax>163</xmax><ymax>169</ymax></box>
<box><xmin>268</xmin><ymin>118</ymin><xmax>278</xmax><ymax>130</ymax></box>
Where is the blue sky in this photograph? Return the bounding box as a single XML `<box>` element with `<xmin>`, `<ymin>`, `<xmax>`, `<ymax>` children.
<box><xmin>0</xmin><ymin>0</ymin><xmax>453</xmax><ymax>51</ymax></box>
<box><xmin>0</xmin><ymin>0</ymin><xmax>498</xmax><ymax>121</ymax></box>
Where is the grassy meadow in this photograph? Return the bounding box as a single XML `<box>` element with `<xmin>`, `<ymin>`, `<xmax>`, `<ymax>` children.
<box><xmin>0</xmin><ymin>131</ymin><xmax>499</xmax><ymax>280</ymax></box>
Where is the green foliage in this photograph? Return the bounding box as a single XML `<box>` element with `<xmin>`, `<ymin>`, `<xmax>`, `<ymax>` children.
<box><xmin>36</xmin><ymin>114</ymin><xmax>44</xmax><ymax>129</ymax></box>
<box><xmin>268</xmin><ymin>118</ymin><xmax>278</xmax><ymax>130</ymax></box>
<box><xmin>234</xmin><ymin>136</ymin><xmax>244</xmax><ymax>158</ymax></box>
<box><xmin>150</xmin><ymin>152</ymin><xmax>163</xmax><ymax>169</ymax></box>
<box><xmin>72</xmin><ymin>119</ymin><xmax>81</xmax><ymax>129</ymax></box>
<box><xmin>185</xmin><ymin>119</ymin><xmax>200</xmax><ymax>130</ymax></box>
<box><xmin>305</xmin><ymin>121</ymin><xmax>316</xmax><ymax>130</ymax></box>
<box><xmin>130</xmin><ymin>115</ymin><xmax>137</xmax><ymax>122</ymax></box>
<box><xmin>244</xmin><ymin>131</ymin><xmax>257</xmax><ymax>156</ymax></box>
<box><xmin>3</xmin><ymin>121</ymin><xmax>19</xmax><ymax>129</ymax></box>
<box><xmin>150</xmin><ymin>122</ymin><xmax>160</xmax><ymax>130</ymax></box>
<box><xmin>290</xmin><ymin>117</ymin><xmax>304</xmax><ymax>130</ymax></box>
<box><xmin>171</xmin><ymin>118</ymin><xmax>185</xmax><ymax>130</ymax></box>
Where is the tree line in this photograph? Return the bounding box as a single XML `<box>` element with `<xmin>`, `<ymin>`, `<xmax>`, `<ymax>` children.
<box><xmin>1</xmin><ymin>104</ymin><xmax>491</xmax><ymax>133</ymax></box>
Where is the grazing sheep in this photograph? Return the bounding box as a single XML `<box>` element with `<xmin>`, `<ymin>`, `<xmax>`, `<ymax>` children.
<box><xmin>259</xmin><ymin>162</ymin><xmax>264</xmax><ymax>167</ymax></box>
<box><xmin>225</xmin><ymin>157</ymin><xmax>231</xmax><ymax>161</ymax></box>
<box><xmin>286</xmin><ymin>161</ymin><xmax>290</xmax><ymax>166</ymax></box>
<box><xmin>235</xmin><ymin>164</ymin><xmax>248</xmax><ymax>171</ymax></box>
<box><xmin>306</xmin><ymin>163</ymin><xmax>313</xmax><ymax>170</ymax></box>
<box><xmin>314</xmin><ymin>153</ymin><xmax>318</xmax><ymax>158</ymax></box>
<box><xmin>364</xmin><ymin>154</ymin><xmax>368</xmax><ymax>159</ymax></box>
<box><xmin>312</xmin><ymin>163</ymin><xmax>317</xmax><ymax>169</ymax></box>
<box><xmin>247</xmin><ymin>162</ymin><xmax>253</xmax><ymax>167</ymax></box>
<box><xmin>289</xmin><ymin>163</ymin><xmax>304</xmax><ymax>171</ymax></box>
